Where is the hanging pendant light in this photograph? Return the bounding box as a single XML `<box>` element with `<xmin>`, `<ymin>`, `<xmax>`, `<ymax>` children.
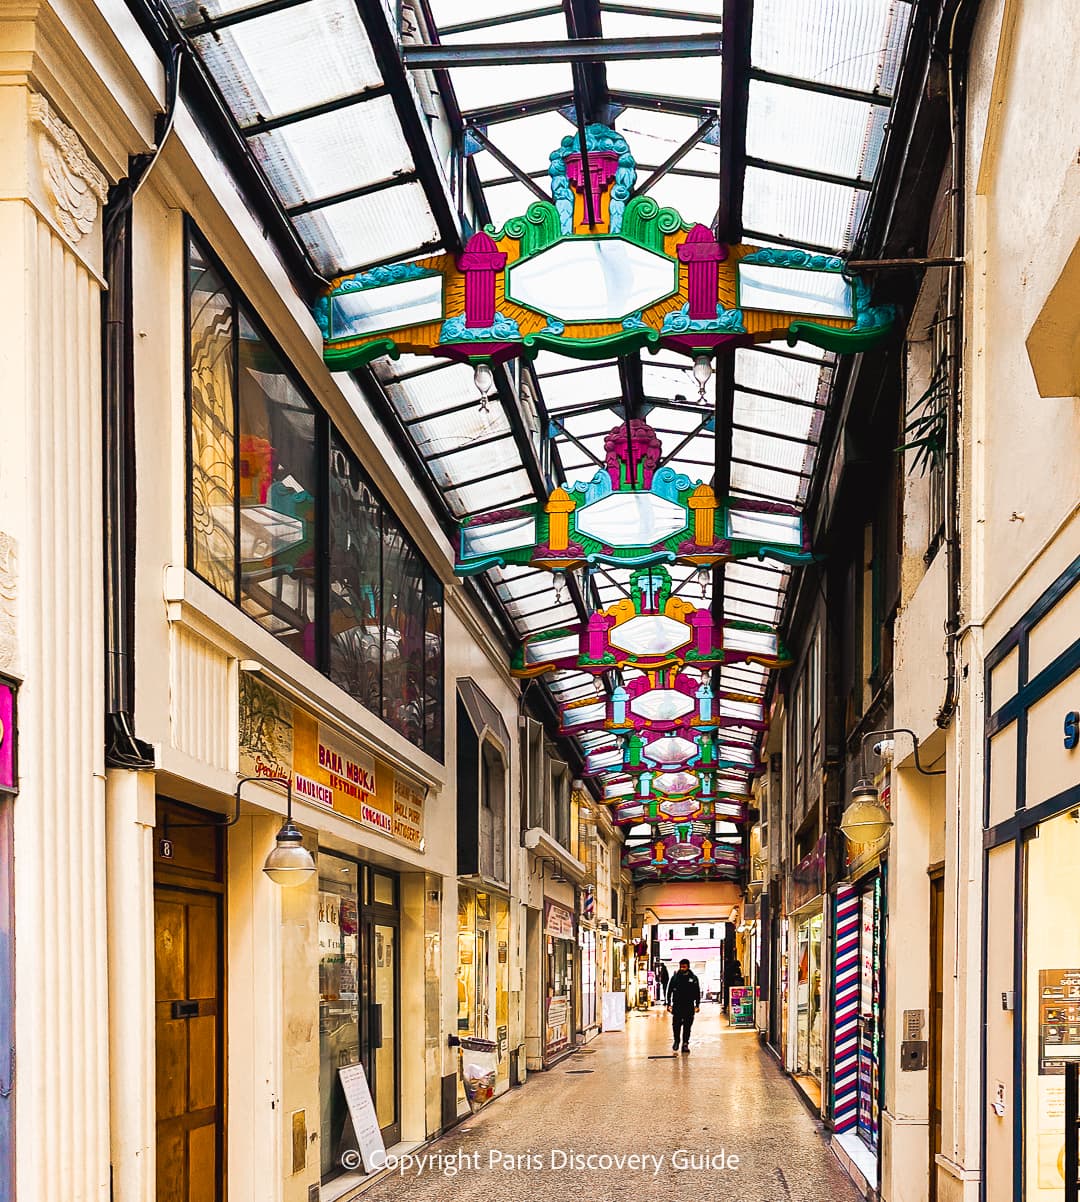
<box><xmin>262</xmin><ymin>780</ymin><xmax>317</xmax><ymax>887</ymax></box>
<box><xmin>692</xmin><ymin>355</ymin><xmax>714</xmax><ymax>404</ymax></box>
<box><xmin>839</xmin><ymin>779</ymin><xmax>892</xmax><ymax>844</ymax></box>
<box><xmin>473</xmin><ymin>361</ymin><xmax>494</xmax><ymax>414</ymax></box>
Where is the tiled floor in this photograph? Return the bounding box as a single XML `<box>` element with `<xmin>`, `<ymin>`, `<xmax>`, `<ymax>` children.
<box><xmin>360</xmin><ymin>1005</ymin><xmax>860</xmax><ymax>1202</ymax></box>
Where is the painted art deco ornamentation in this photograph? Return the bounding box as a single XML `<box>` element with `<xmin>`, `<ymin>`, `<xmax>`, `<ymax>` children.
<box><xmin>317</xmin><ymin>125</ymin><xmax>893</xmax><ymax>371</ymax></box>
<box><xmin>512</xmin><ymin>565</ymin><xmax>791</xmax><ymax>679</ymax></box>
<box><xmin>623</xmin><ymin>830</ymin><xmax>745</xmax><ymax>880</ymax></box>
<box><xmin>457</xmin><ymin>419</ymin><xmax>810</xmax><ymax>576</ymax></box>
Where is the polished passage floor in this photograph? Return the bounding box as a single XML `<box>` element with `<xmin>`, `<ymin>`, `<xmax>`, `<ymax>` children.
<box><xmin>365</xmin><ymin>1007</ymin><xmax>859</xmax><ymax>1202</ymax></box>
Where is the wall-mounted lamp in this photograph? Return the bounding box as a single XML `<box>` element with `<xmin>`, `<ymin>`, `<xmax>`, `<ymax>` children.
<box><xmin>839</xmin><ymin>727</ymin><xmax>945</xmax><ymax>844</ymax></box>
<box><xmin>260</xmin><ymin>776</ymin><xmax>317</xmax><ymax>887</ymax></box>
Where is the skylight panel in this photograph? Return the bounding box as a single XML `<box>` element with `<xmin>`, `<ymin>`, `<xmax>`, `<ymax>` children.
<box><xmin>247</xmin><ymin>97</ymin><xmax>412</xmax><ymax>210</ymax></box>
<box><xmin>741</xmin><ymin>165</ymin><xmax>869</xmax><ymax>253</ymax></box>
<box><xmin>751</xmin><ymin>0</ymin><xmax>910</xmax><ymax>97</ymax></box>
<box><xmin>386</xmin><ymin>364</ymin><xmax>477</xmax><ymax>421</ymax></box>
<box><xmin>293</xmin><ymin>181</ymin><xmax>440</xmax><ymax>275</ymax></box>
<box><xmin>731</xmin><ymin>429</ymin><xmax>813</xmax><ymax>475</ymax></box>
<box><xmin>746</xmin><ymin>80</ymin><xmax>888</xmax><ymax>182</ymax></box>
<box><xmin>190</xmin><ymin>0</ymin><xmax>382</xmax><ymax>128</ymax></box>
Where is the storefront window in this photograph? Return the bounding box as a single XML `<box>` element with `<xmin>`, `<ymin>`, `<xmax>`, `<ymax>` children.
<box><xmin>185</xmin><ymin>226</ymin><xmax>444</xmax><ymax>759</ymax></box>
<box><xmin>456</xmin><ymin>887</ymin><xmax>511</xmax><ymax>1095</ymax></box>
<box><xmin>318</xmin><ymin>854</ymin><xmax>360</xmax><ymax>1181</ymax></box>
<box><xmin>1025</xmin><ymin>809</ymin><xmax>1080</xmax><ymax>1198</ymax></box>
<box><xmin>581</xmin><ymin>928</ymin><xmax>597</xmax><ymax>1031</ymax></box>
<box><xmin>545</xmin><ymin>900</ymin><xmax>576</xmax><ymax>1059</ymax></box>
<box><xmin>796</xmin><ymin>912</ymin><xmax>823</xmax><ymax>1082</ymax></box>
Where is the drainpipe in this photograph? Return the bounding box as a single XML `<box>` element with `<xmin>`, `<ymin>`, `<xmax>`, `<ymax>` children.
<box><xmin>103</xmin><ymin>44</ymin><xmax>181</xmax><ymax>767</ymax></box>
<box><xmin>935</xmin><ymin>0</ymin><xmax>979</xmax><ymax>730</ymax></box>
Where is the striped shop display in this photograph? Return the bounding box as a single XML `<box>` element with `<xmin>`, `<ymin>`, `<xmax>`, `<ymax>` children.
<box><xmin>831</xmin><ymin>884</ymin><xmax>861</xmax><ymax>1132</ymax></box>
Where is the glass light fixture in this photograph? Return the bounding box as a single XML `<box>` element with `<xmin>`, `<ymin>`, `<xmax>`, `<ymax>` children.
<box><xmin>839</xmin><ymin>779</ymin><xmax>892</xmax><ymax>844</ymax></box>
<box><xmin>692</xmin><ymin>354</ymin><xmax>714</xmax><ymax>404</ymax></box>
<box><xmin>695</xmin><ymin>564</ymin><xmax>712</xmax><ymax>598</ymax></box>
<box><xmin>262</xmin><ymin>780</ymin><xmax>316</xmax><ymax>887</ymax></box>
<box><xmin>473</xmin><ymin>361</ymin><xmax>495</xmax><ymax>414</ymax></box>
<box><xmin>552</xmin><ymin>569</ymin><xmax>568</xmax><ymax>604</ymax></box>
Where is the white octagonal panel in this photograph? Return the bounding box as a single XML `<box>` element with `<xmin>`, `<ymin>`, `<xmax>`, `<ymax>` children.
<box><xmin>610</xmin><ymin>614</ymin><xmax>691</xmax><ymax>657</ymax></box>
<box><xmin>506</xmin><ymin>236</ymin><xmax>678</xmax><ymax>323</ymax></box>
<box><xmin>644</xmin><ymin>736</ymin><xmax>698</xmax><ymax>765</ymax></box>
<box><xmin>654</xmin><ymin>771</ymin><xmax>698</xmax><ymax>794</ymax></box>
<box><xmin>630</xmin><ymin>689</ymin><xmax>695</xmax><ymax>721</ymax></box>
<box><xmin>577</xmin><ymin>491</ymin><xmax>688</xmax><ymax>547</ymax></box>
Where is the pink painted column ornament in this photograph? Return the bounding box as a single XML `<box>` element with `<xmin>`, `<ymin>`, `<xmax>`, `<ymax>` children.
<box><xmin>677</xmin><ymin>224</ymin><xmax>727</xmax><ymax>320</ymax></box>
<box><xmin>458</xmin><ymin>230</ymin><xmax>507</xmax><ymax>329</ymax></box>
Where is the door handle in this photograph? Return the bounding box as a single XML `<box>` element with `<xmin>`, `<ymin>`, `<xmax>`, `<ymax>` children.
<box><xmin>370</xmin><ymin>1003</ymin><xmax>383</xmax><ymax>1049</ymax></box>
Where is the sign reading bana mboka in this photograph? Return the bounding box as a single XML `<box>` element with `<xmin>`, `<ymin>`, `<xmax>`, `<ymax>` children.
<box><xmin>239</xmin><ymin>673</ymin><xmax>426</xmax><ymax>850</ymax></box>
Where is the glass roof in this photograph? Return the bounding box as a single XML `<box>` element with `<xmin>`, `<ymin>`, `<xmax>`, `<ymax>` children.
<box><xmin>162</xmin><ymin>0</ymin><xmax>914</xmax><ymax>881</ymax></box>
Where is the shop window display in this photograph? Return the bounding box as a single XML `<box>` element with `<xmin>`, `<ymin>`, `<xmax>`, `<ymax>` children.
<box><xmin>456</xmin><ymin>888</ymin><xmax>511</xmax><ymax>1098</ymax></box>
<box><xmin>318</xmin><ymin>854</ymin><xmax>361</xmax><ymax>1181</ymax></box>
<box><xmin>796</xmin><ymin>912</ymin><xmax>823</xmax><ymax>1084</ymax></box>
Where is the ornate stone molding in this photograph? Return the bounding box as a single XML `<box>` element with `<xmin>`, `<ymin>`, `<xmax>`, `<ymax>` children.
<box><xmin>28</xmin><ymin>93</ymin><xmax>109</xmax><ymax>245</ymax></box>
<box><xmin>0</xmin><ymin>532</ymin><xmax>17</xmax><ymax>673</ymax></box>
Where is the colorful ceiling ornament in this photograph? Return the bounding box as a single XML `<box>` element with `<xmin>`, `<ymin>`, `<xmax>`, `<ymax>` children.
<box><xmin>611</xmin><ymin>796</ymin><xmax>748</xmax><ymax>826</ymax></box>
<box><xmin>582</xmin><ymin>726</ymin><xmax>760</xmax><ymax>778</ymax></box>
<box><xmin>557</xmin><ymin>664</ymin><xmax>780</xmax><ymax>738</ymax></box>
<box><xmin>513</xmin><ymin>565</ymin><xmax>791</xmax><ymax>678</ymax></box>
<box><xmin>458</xmin><ymin>420</ymin><xmax>809</xmax><ymax>576</ymax></box>
<box><xmin>623</xmin><ymin>830</ymin><xmax>745</xmax><ymax>879</ymax></box>
<box><xmin>317</xmin><ymin>125</ymin><xmax>893</xmax><ymax>372</ymax></box>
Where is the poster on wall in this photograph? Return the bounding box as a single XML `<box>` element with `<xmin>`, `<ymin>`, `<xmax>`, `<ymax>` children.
<box><xmin>337</xmin><ymin>1062</ymin><xmax>385</xmax><ymax>1173</ymax></box>
<box><xmin>729</xmin><ymin>986</ymin><xmax>754</xmax><ymax>1027</ymax></box>
<box><xmin>544</xmin><ymin>900</ymin><xmax>575</xmax><ymax>940</ymax></box>
<box><xmin>239</xmin><ymin>673</ymin><xmax>427</xmax><ymax>849</ymax></box>
<box><xmin>545</xmin><ymin>995</ymin><xmax>570</xmax><ymax>1055</ymax></box>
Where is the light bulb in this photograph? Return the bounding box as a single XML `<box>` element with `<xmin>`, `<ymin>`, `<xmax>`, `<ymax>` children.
<box><xmin>262</xmin><ymin>819</ymin><xmax>316</xmax><ymax>887</ymax></box>
<box><xmin>473</xmin><ymin>362</ymin><xmax>494</xmax><ymax>398</ymax></box>
<box><xmin>692</xmin><ymin>354</ymin><xmax>714</xmax><ymax>403</ymax></box>
<box><xmin>552</xmin><ymin>570</ymin><xmax>567</xmax><ymax>604</ymax></box>
<box><xmin>695</xmin><ymin>565</ymin><xmax>711</xmax><ymax>598</ymax></box>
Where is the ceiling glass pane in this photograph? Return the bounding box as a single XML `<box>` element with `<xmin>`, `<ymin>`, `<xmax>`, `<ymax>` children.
<box><xmin>386</xmin><ymin>364</ymin><xmax>477</xmax><ymax>421</ymax></box>
<box><xmin>747</xmin><ymin>80</ymin><xmax>888</xmax><ymax>181</ymax></box>
<box><xmin>192</xmin><ymin>0</ymin><xmax>381</xmax><ymax>128</ymax></box>
<box><xmin>751</xmin><ymin>0</ymin><xmax>911</xmax><ymax>97</ymax></box>
<box><xmin>483</xmin><ymin>111</ymin><xmax>577</xmax><ymax>175</ymax></box>
<box><xmin>248</xmin><ymin>96</ymin><xmax>412</xmax><ymax>209</ymax></box>
<box><xmin>729</xmin><ymin>461</ymin><xmax>806</xmax><ymax>503</ymax></box>
<box><xmin>409</xmin><ymin>404</ymin><xmax>511</xmax><ymax>456</ymax></box>
<box><xmin>742</xmin><ymin>164</ymin><xmax>870</xmax><ymax>252</ymax></box>
<box><xmin>731</xmin><ymin>429</ymin><xmax>812</xmax><ymax>474</ymax></box>
<box><xmin>735</xmin><ymin>347</ymin><xmax>833</xmax><ymax>401</ymax></box>
<box><xmin>427</xmin><ymin>439</ymin><xmax>522</xmax><ymax>488</ymax></box>
<box><xmin>443</xmin><ymin>470</ymin><xmax>534</xmax><ymax>516</ymax></box>
<box><xmin>602</xmin><ymin>13</ymin><xmax>722</xmax><ymax>102</ymax></box>
<box><xmin>734</xmin><ymin>392</ymin><xmax>823</xmax><ymax>444</ymax></box>
<box><xmin>292</xmin><ymin>181</ymin><xmax>440</xmax><ymax>275</ymax></box>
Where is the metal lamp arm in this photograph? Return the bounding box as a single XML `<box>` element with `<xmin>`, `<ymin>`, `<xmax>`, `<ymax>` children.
<box><xmin>860</xmin><ymin>727</ymin><xmax>946</xmax><ymax>777</ymax></box>
<box><xmin>164</xmin><ymin>774</ymin><xmax>292</xmax><ymax>829</ymax></box>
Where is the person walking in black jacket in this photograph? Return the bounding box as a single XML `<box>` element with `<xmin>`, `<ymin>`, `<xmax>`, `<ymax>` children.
<box><xmin>666</xmin><ymin>958</ymin><xmax>700</xmax><ymax>1052</ymax></box>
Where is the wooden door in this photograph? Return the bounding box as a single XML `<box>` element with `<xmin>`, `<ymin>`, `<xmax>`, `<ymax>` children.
<box><xmin>155</xmin><ymin>884</ymin><xmax>223</xmax><ymax>1202</ymax></box>
<box><xmin>929</xmin><ymin>869</ymin><xmax>945</xmax><ymax>1202</ymax></box>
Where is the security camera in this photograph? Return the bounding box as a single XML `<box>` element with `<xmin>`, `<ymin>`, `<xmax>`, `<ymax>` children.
<box><xmin>872</xmin><ymin>739</ymin><xmax>895</xmax><ymax>763</ymax></box>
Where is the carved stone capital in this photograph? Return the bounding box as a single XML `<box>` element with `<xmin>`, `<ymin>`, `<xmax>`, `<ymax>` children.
<box><xmin>29</xmin><ymin>92</ymin><xmax>109</xmax><ymax>245</ymax></box>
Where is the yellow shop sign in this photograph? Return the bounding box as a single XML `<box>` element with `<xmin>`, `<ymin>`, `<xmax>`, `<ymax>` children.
<box><xmin>239</xmin><ymin>673</ymin><xmax>426</xmax><ymax>849</ymax></box>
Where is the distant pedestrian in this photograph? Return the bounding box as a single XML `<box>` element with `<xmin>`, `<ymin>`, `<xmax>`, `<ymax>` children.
<box><xmin>656</xmin><ymin>960</ymin><xmax>669</xmax><ymax>1002</ymax></box>
<box><xmin>666</xmin><ymin>958</ymin><xmax>700</xmax><ymax>1053</ymax></box>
